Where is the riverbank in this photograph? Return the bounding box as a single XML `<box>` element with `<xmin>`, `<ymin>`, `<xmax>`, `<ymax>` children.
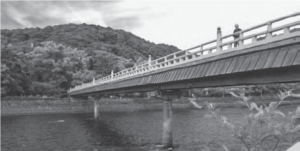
<box><xmin>1</xmin><ymin>96</ymin><xmax>300</xmax><ymax>116</ymax></box>
<box><xmin>1</xmin><ymin>97</ymin><xmax>88</xmax><ymax>116</ymax></box>
<box><xmin>1</xmin><ymin>97</ymin><xmax>191</xmax><ymax>116</ymax></box>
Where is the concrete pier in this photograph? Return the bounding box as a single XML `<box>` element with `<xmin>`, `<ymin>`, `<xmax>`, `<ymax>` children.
<box><xmin>162</xmin><ymin>98</ymin><xmax>173</xmax><ymax>148</ymax></box>
<box><xmin>159</xmin><ymin>90</ymin><xmax>180</xmax><ymax>149</ymax></box>
<box><xmin>94</xmin><ymin>100</ymin><xmax>99</xmax><ymax>119</ymax></box>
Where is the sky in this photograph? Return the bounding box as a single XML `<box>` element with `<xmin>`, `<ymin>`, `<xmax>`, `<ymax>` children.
<box><xmin>1</xmin><ymin>0</ymin><xmax>300</xmax><ymax>50</ymax></box>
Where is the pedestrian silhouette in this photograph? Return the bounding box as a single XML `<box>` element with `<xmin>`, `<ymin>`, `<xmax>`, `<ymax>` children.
<box><xmin>233</xmin><ymin>24</ymin><xmax>242</xmax><ymax>47</ymax></box>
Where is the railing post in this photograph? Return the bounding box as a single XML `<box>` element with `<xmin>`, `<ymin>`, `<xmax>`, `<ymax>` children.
<box><xmin>284</xmin><ymin>27</ymin><xmax>290</xmax><ymax>34</ymax></box>
<box><xmin>217</xmin><ymin>27</ymin><xmax>222</xmax><ymax>52</ymax></box>
<box><xmin>239</xmin><ymin>32</ymin><xmax>244</xmax><ymax>46</ymax></box>
<box><xmin>148</xmin><ymin>55</ymin><xmax>151</xmax><ymax>66</ymax></box>
<box><xmin>184</xmin><ymin>51</ymin><xmax>189</xmax><ymax>60</ymax></box>
<box><xmin>266</xmin><ymin>22</ymin><xmax>272</xmax><ymax>39</ymax></box>
<box><xmin>111</xmin><ymin>70</ymin><xmax>114</xmax><ymax>82</ymax></box>
<box><xmin>252</xmin><ymin>36</ymin><xmax>257</xmax><ymax>43</ymax></box>
<box><xmin>148</xmin><ymin>55</ymin><xmax>151</xmax><ymax>70</ymax></box>
<box><xmin>228</xmin><ymin>43</ymin><xmax>232</xmax><ymax>49</ymax></box>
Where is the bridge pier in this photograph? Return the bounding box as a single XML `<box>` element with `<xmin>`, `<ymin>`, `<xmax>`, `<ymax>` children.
<box><xmin>162</xmin><ymin>98</ymin><xmax>173</xmax><ymax>149</ymax></box>
<box><xmin>89</xmin><ymin>95</ymin><xmax>101</xmax><ymax>119</ymax></box>
<box><xmin>157</xmin><ymin>90</ymin><xmax>181</xmax><ymax>149</ymax></box>
<box><xmin>94</xmin><ymin>100</ymin><xmax>99</xmax><ymax>119</ymax></box>
<box><xmin>68</xmin><ymin>95</ymin><xmax>74</xmax><ymax>104</ymax></box>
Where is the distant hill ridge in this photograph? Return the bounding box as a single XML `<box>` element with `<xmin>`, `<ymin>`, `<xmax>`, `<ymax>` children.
<box><xmin>1</xmin><ymin>23</ymin><xmax>180</xmax><ymax>61</ymax></box>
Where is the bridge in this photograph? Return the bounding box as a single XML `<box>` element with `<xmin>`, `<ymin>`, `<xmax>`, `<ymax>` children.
<box><xmin>68</xmin><ymin>12</ymin><xmax>300</xmax><ymax>148</ymax></box>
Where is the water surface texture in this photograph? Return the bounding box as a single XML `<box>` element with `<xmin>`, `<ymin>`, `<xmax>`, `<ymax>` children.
<box><xmin>2</xmin><ymin>107</ymin><xmax>295</xmax><ymax>151</ymax></box>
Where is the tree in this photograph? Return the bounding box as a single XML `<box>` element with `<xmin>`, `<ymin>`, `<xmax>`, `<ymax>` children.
<box><xmin>1</xmin><ymin>64</ymin><xmax>10</xmax><ymax>95</ymax></box>
<box><xmin>91</xmin><ymin>50</ymin><xmax>132</xmax><ymax>76</ymax></box>
<box><xmin>1</xmin><ymin>45</ymin><xmax>30</xmax><ymax>96</ymax></box>
<box><xmin>25</xmin><ymin>41</ymin><xmax>95</xmax><ymax>96</ymax></box>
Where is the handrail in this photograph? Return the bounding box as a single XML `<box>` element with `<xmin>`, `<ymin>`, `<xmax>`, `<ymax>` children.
<box><xmin>69</xmin><ymin>12</ymin><xmax>300</xmax><ymax>93</ymax></box>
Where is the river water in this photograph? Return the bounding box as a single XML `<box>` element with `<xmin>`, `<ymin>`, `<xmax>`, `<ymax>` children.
<box><xmin>1</xmin><ymin>107</ymin><xmax>296</xmax><ymax>151</ymax></box>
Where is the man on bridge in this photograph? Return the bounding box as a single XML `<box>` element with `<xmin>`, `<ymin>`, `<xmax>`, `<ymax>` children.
<box><xmin>233</xmin><ymin>24</ymin><xmax>242</xmax><ymax>47</ymax></box>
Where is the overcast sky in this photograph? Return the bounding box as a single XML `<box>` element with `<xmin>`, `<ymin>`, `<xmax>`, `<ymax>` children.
<box><xmin>1</xmin><ymin>0</ymin><xmax>300</xmax><ymax>49</ymax></box>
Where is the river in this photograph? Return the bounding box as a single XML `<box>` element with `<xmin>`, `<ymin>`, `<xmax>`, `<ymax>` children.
<box><xmin>1</xmin><ymin>106</ymin><xmax>296</xmax><ymax>151</ymax></box>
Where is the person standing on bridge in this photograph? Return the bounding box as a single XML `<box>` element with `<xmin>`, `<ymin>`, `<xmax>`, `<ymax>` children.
<box><xmin>233</xmin><ymin>24</ymin><xmax>242</xmax><ymax>47</ymax></box>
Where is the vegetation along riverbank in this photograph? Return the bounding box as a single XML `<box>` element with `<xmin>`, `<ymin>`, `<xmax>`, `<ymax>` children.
<box><xmin>2</xmin><ymin>95</ymin><xmax>300</xmax><ymax>116</ymax></box>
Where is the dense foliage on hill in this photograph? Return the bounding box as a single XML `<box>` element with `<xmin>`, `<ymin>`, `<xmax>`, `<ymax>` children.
<box><xmin>1</xmin><ymin>23</ymin><xmax>179</xmax><ymax>61</ymax></box>
<box><xmin>1</xmin><ymin>24</ymin><xmax>180</xmax><ymax>97</ymax></box>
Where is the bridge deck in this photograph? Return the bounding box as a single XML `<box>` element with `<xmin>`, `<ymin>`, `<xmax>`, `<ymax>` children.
<box><xmin>69</xmin><ymin>13</ymin><xmax>300</xmax><ymax>96</ymax></box>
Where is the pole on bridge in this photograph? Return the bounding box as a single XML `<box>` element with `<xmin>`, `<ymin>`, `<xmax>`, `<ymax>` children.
<box><xmin>266</xmin><ymin>22</ymin><xmax>272</xmax><ymax>39</ymax></box>
<box><xmin>217</xmin><ymin>27</ymin><xmax>222</xmax><ymax>52</ymax></box>
<box><xmin>111</xmin><ymin>70</ymin><xmax>114</xmax><ymax>82</ymax></box>
<box><xmin>148</xmin><ymin>55</ymin><xmax>151</xmax><ymax>66</ymax></box>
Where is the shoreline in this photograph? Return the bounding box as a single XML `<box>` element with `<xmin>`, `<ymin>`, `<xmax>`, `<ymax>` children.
<box><xmin>1</xmin><ymin>103</ymin><xmax>192</xmax><ymax>116</ymax></box>
<box><xmin>2</xmin><ymin>97</ymin><xmax>300</xmax><ymax>116</ymax></box>
<box><xmin>1</xmin><ymin>98</ymin><xmax>192</xmax><ymax>116</ymax></box>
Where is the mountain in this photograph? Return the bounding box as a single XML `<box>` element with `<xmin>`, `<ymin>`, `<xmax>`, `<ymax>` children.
<box><xmin>1</xmin><ymin>24</ymin><xmax>180</xmax><ymax>97</ymax></box>
<box><xmin>1</xmin><ymin>23</ymin><xmax>180</xmax><ymax>61</ymax></box>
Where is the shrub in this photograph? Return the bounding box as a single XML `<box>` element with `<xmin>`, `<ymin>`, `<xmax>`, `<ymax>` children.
<box><xmin>191</xmin><ymin>90</ymin><xmax>300</xmax><ymax>151</ymax></box>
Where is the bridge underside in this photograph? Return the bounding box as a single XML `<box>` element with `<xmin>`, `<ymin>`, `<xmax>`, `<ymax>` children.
<box><xmin>70</xmin><ymin>37</ymin><xmax>300</xmax><ymax>97</ymax></box>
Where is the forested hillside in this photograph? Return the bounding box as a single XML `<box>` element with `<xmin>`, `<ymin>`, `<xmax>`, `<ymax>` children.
<box><xmin>1</xmin><ymin>24</ymin><xmax>180</xmax><ymax>97</ymax></box>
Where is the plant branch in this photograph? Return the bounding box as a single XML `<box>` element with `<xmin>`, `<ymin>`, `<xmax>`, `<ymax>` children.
<box><xmin>260</xmin><ymin>134</ymin><xmax>276</xmax><ymax>143</ymax></box>
<box><xmin>272</xmin><ymin>137</ymin><xmax>280</xmax><ymax>151</ymax></box>
<box><xmin>275</xmin><ymin>98</ymin><xmax>284</xmax><ymax>110</ymax></box>
<box><xmin>292</xmin><ymin>136</ymin><xmax>300</xmax><ymax>143</ymax></box>
<box><xmin>240</xmin><ymin>137</ymin><xmax>250</xmax><ymax>151</ymax></box>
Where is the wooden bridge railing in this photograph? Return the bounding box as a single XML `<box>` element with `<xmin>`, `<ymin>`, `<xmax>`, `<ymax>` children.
<box><xmin>69</xmin><ymin>12</ymin><xmax>300</xmax><ymax>93</ymax></box>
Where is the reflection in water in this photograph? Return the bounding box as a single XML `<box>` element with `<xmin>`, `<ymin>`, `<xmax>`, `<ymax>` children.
<box><xmin>1</xmin><ymin>107</ymin><xmax>296</xmax><ymax>151</ymax></box>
